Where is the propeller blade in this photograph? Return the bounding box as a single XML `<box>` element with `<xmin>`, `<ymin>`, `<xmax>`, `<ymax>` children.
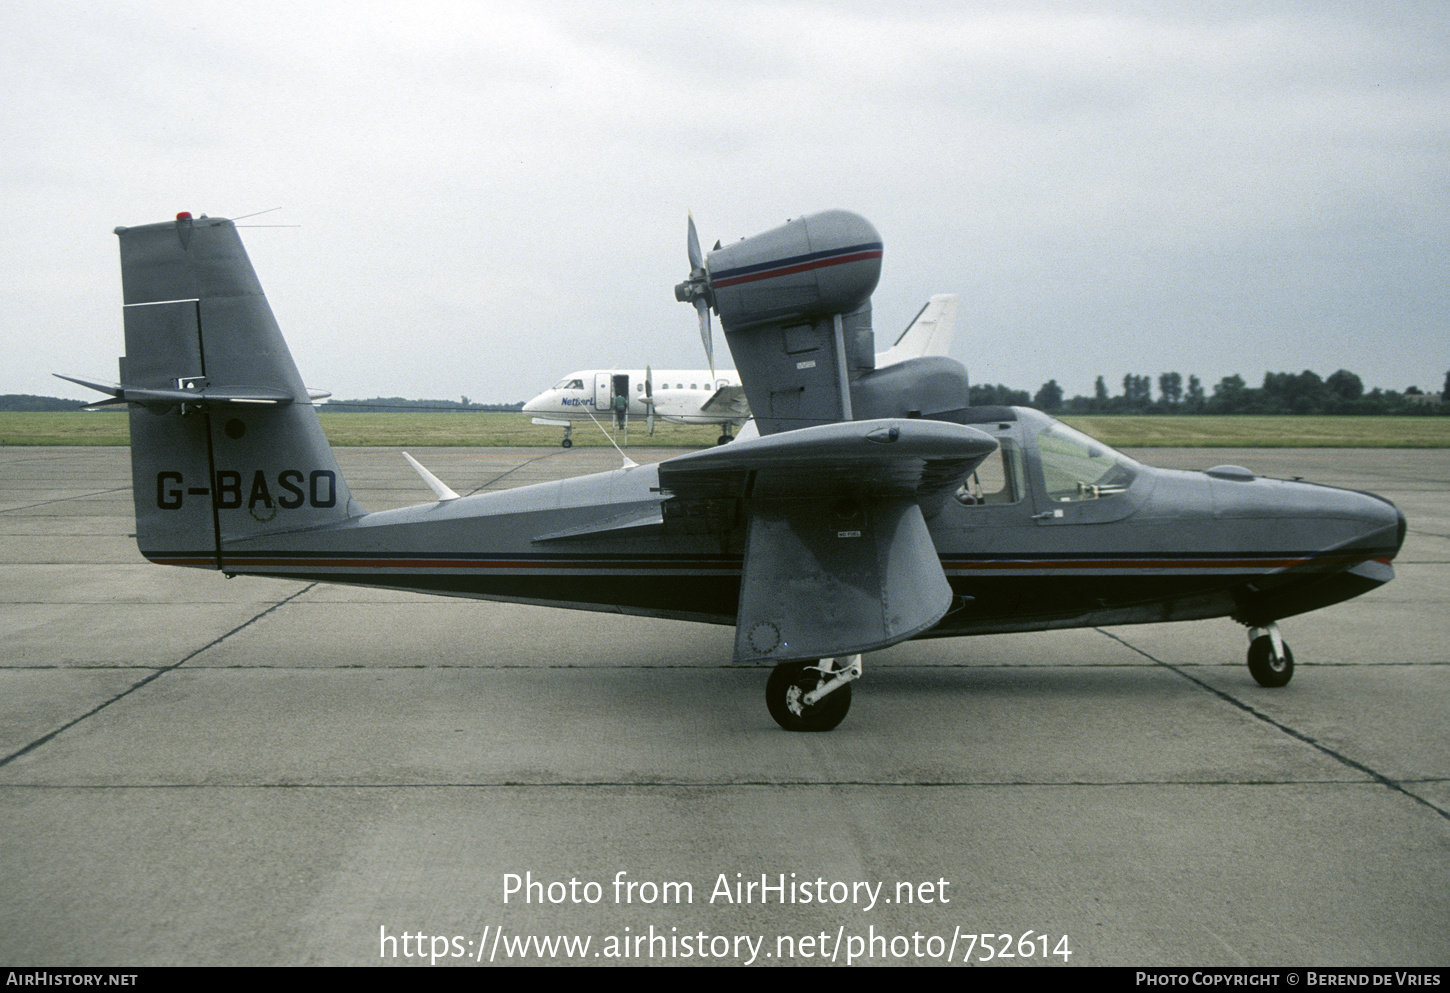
<box><xmin>687</xmin><ymin>213</ymin><xmax>703</xmax><ymax>271</ymax></box>
<box><xmin>644</xmin><ymin>366</ymin><xmax>657</xmax><ymax>434</ymax></box>
<box><xmin>696</xmin><ymin>299</ymin><xmax>713</xmax><ymax>376</ymax></box>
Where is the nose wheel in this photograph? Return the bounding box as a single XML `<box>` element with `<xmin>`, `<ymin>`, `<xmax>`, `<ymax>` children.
<box><xmin>1246</xmin><ymin>624</ymin><xmax>1294</xmax><ymax>687</ymax></box>
<box><xmin>765</xmin><ymin>656</ymin><xmax>860</xmax><ymax>731</ymax></box>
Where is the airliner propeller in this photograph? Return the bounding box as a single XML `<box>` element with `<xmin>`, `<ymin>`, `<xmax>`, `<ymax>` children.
<box><xmin>644</xmin><ymin>366</ymin><xmax>656</xmax><ymax>435</ymax></box>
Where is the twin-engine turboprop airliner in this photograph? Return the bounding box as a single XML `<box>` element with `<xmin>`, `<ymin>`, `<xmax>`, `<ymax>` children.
<box><xmin>63</xmin><ymin>210</ymin><xmax>1404</xmax><ymax>731</ymax></box>
<box><xmin>524</xmin><ymin>366</ymin><xmax>747</xmax><ymax>448</ymax></box>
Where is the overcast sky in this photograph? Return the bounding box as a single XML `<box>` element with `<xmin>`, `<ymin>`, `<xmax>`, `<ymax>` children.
<box><xmin>7</xmin><ymin>1</ymin><xmax>1448</xmax><ymax>405</ymax></box>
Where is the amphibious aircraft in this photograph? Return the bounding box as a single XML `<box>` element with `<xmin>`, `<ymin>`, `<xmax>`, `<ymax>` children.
<box><xmin>523</xmin><ymin>294</ymin><xmax>957</xmax><ymax>448</ymax></box>
<box><xmin>63</xmin><ymin>210</ymin><xmax>1405</xmax><ymax>731</ymax></box>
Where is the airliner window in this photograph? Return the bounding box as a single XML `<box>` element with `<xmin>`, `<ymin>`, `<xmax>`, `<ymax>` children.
<box><xmin>955</xmin><ymin>440</ymin><xmax>1023</xmax><ymax>506</ymax></box>
<box><xmin>553</xmin><ymin>378</ymin><xmax>584</xmax><ymax>390</ymax></box>
<box><xmin>1037</xmin><ymin>422</ymin><xmax>1137</xmax><ymax>501</ymax></box>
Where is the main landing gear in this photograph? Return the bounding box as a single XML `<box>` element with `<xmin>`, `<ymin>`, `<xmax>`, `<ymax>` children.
<box><xmin>1245</xmin><ymin>622</ymin><xmax>1294</xmax><ymax>687</ymax></box>
<box><xmin>765</xmin><ymin>655</ymin><xmax>862</xmax><ymax>731</ymax></box>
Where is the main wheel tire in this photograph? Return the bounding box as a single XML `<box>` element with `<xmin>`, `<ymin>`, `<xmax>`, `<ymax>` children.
<box><xmin>765</xmin><ymin>661</ymin><xmax>852</xmax><ymax>732</ymax></box>
<box><xmin>1247</xmin><ymin>635</ymin><xmax>1294</xmax><ymax>687</ymax></box>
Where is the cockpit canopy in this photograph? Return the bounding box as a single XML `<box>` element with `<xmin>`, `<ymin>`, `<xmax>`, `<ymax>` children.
<box><xmin>953</xmin><ymin>409</ymin><xmax>1141</xmax><ymax>511</ymax></box>
<box><xmin>1035</xmin><ymin>420</ymin><xmax>1139</xmax><ymax>502</ymax></box>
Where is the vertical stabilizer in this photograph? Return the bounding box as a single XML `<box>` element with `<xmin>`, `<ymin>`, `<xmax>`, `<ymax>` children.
<box><xmin>114</xmin><ymin>214</ymin><xmax>359</xmax><ymax>568</ymax></box>
<box><xmin>875</xmin><ymin>294</ymin><xmax>958</xmax><ymax>368</ymax></box>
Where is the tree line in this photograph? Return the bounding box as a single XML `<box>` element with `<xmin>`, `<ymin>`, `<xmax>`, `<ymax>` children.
<box><xmin>319</xmin><ymin>396</ymin><xmax>524</xmax><ymax>413</ymax></box>
<box><xmin>0</xmin><ymin>394</ymin><xmax>99</xmax><ymax>412</ymax></box>
<box><xmin>973</xmin><ymin>369</ymin><xmax>1450</xmax><ymax>416</ymax></box>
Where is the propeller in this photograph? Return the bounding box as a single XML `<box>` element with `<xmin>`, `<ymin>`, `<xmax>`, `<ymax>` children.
<box><xmin>644</xmin><ymin>366</ymin><xmax>656</xmax><ymax>435</ymax></box>
<box><xmin>674</xmin><ymin>212</ymin><xmax>715</xmax><ymax>375</ymax></box>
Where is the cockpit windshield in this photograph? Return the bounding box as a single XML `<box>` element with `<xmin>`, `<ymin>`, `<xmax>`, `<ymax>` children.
<box><xmin>1036</xmin><ymin>421</ymin><xmax>1138</xmax><ymax>502</ymax></box>
<box><xmin>553</xmin><ymin>378</ymin><xmax>585</xmax><ymax>390</ymax></box>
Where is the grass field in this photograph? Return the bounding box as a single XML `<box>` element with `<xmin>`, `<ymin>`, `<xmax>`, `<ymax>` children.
<box><xmin>1058</xmin><ymin>415</ymin><xmax>1450</xmax><ymax>448</ymax></box>
<box><xmin>2</xmin><ymin>410</ymin><xmax>1447</xmax><ymax>448</ymax></box>
<box><xmin>0</xmin><ymin>411</ymin><xmax>728</xmax><ymax>448</ymax></box>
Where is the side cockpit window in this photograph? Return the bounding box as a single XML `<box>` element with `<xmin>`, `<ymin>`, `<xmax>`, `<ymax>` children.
<box><xmin>553</xmin><ymin>378</ymin><xmax>585</xmax><ymax>391</ymax></box>
<box><xmin>1036</xmin><ymin>422</ymin><xmax>1137</xmax><ymax>502</ymax></box>
<box><xmin>955</xmin><ymin>440</ymin><xmax>1024</xmax><ymax>506</ymax></box>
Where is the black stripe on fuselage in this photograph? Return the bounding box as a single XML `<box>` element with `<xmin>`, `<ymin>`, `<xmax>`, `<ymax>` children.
<box><xmin>141</xmin><ymin>546</ymin><xmax>1394</xmax><ymax>631</ymax></box>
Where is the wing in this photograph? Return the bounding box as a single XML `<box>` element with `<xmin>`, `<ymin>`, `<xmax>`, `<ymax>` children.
<box><xmin>698</xmin><ymin>383</ymin><xmax>750</xmax><ymax>418</ymax></box>
<box><xmin>659</xmin><ymin>417</ymin><xmax>997</xmax><ymax>662</ymax></box>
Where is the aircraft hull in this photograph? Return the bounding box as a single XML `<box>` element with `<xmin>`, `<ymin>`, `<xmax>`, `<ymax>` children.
<box><xmin>148</xmin><ymin>460</ymin><xmax>1403</xmax><ymax>643</ymax></box>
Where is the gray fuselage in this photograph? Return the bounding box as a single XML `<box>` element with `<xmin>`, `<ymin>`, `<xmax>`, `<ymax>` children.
<box><xmin>182</xmin><ymin>407</ymin><xmax>1403</xmax><ymax>642</ymax></box>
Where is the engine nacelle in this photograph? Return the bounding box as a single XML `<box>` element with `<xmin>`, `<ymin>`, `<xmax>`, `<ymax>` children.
<box><xmin>706</xmin><ymin>210</ymin><xmax>882</xmax><ymax>333</ymax></box>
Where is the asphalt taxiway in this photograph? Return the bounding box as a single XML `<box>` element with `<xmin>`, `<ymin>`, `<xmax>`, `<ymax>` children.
<box><xmin>1</xmin><ymin>444</ymin><xmax>1446</xmax><ymax>966</ymax></box>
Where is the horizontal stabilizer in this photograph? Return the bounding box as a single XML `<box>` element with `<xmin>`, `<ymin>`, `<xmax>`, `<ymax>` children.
<box><xmin>55</xmin><ymin>373</ymin><xmax>297</xmax><ymax>410</ymax></box>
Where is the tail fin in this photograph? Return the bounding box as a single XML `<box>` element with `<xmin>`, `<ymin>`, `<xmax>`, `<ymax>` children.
<box><xmin>108</xmin><ymin>213</ymin><xmax>359</xmax><ymax>568</ymax></box>
<box><xmin>874</xmin><ymin>294</ymin><xmax>958</xmax><ymax>368</ymax></box>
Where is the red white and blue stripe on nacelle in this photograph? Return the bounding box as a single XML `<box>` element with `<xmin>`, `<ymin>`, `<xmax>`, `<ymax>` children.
<box><xmin>709</xmin><ymin>242</ymin><xmax>884</xmax><ymax>290</ymax></box>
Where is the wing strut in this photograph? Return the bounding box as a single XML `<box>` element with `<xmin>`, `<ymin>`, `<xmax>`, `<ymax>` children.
<box><xmin>832</xmin><ymin>313</ymin><xmax>854</xmax><ymax>421</ymax></box>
